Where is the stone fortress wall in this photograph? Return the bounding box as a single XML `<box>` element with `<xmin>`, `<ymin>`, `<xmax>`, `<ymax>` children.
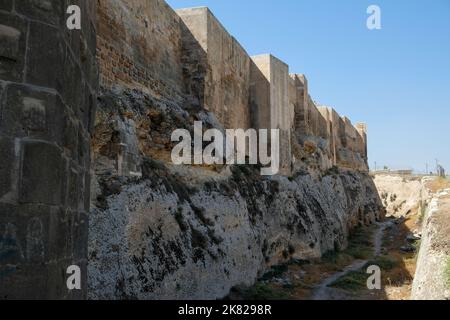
<box><xmin>97</xmin><ymin>0</ymin><xmax>369</xmax><ymax>176</ymax></box>
<box><xmin>0</xmin><ymin>0</ymin><xmax>372</xmax><ymax>300</ymax></box>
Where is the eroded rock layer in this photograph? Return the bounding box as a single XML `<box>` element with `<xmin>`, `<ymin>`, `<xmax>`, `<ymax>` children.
<box><xmin>88</xmin><ymin>89</ymin><xmax>383</xmax><ymax>299</ymax></box>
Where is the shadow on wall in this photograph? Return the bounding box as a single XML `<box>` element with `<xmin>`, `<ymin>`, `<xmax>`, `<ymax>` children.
<box><xmin>179</xmin><ymin>18</ymin><xmax>209</xmax><ymax>112</ymax></box>
<box><xmin>0</xmin><ymin>0</ymin><xmax>97</xmax><ymax>299</ymax></box>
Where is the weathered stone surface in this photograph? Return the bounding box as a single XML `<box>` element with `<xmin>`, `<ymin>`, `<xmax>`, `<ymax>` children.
<box><xmin>63</xmin><ymin>116</ymin><xmax>79</xmax><ymax>159</ymax></box>
<box><xmin>177</xmin><ymin>7</ymin><xmax>252</xmax><ymax>130</ymax></box>
<box><xmin>2</xmin><ymin>84</ymin><xmax>66</xmax><ymax>145</ymax></box>
<box><xmin>0</xmin><ymin>0</ymin><xmax>96</xmax><ymax>300</ymax></box>
<box><xmin>67</xmin><ymin>168</ymin><xmax>80</xmax><ymax>211</ymax></box>
<box><xmin>26</xmin><ymin>21</ymin><xmax>65</xmax><ymax>90</ymax></box>
<box><xmin>73</xmin><ymin>212</ymin><xmax>88</xmax><ymax>261</ymax></box>
<box><xmin>97</xmin><ymin>0</ymin><xmax>184</xmax><ymax>99</ymax></box>
<box><xmin>0</xmin><ymin>80</ymin><xmax>4</xmax><ymax>118</ymax></box>
<box><xmin>0</xmin><ymin>12</ymin><xmax>27</xmax><ymax>82</ymax></box>
<box><xmin>412</xmin><ymin>182</ymin><xmax>450</xmax><ymax>300</ymax></box>
<box><xmin>250</xmin><ymin>54</ymin><xmax>292</xmax><ymax>175</ymax></box>
<box><xmin>290</xmin><ymin>75</ymin><xmax>368</xmax><ymax>173</ymax></box>
<box><xmin>47</xmin><ymin>208</ymin><xmax>74</xmax><ymax>262</ymax></box>
<box><xmin>373</xmin><ymin>174</ymin><xmax>426</xmax><ymax>217</ymax></box>
<box><xmin>0</xmin><ymin>204</ymin><xmax>55</xmax><ymax>265</ymax></box>
<box><xmin>0</xmin><ymin>0</ymin><xmax>13</xmax><ymax>11</ymax></box>
<box><xmin>15</xmin><ymin>0</ymin><xmax>65</xmax><ymax>26</ymax></box>
<box><xmin>19</xmin><ymin>141</ymin><xmax>64</xmax><ymax>205</ymax></box>
<box><xmin>0</xmin><ymin>137</ymin><xmax>14</xmax><ymax>199</ymax></box>
<box><xmin>89</xmin><ymin>161</ymin><xmax>384</xmax><ymax>300</ymax></box>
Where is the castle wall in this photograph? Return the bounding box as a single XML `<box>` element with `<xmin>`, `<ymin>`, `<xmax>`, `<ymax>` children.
<box><xmin>317</xmin><ymin>106</ymin><xmax>337</xmax><ymax>165</ymax></box>
<box><xmin>177</xmin><ymin>7</ymin><xmax>251</xmax><ymax>130</ymax></box>
<box><xmin>356</xmin><ymin>123</ymin><xmax>368</xmax><ymax>161</ymax></box>
<box><xmin>95</xmin><ymin>0</ymin><xmax>368</xmax><ymax>175</ymax></box>
<box><xmin>250</xmin><ymin>54</ymin><xmax>292</xmax><ymax>175</ymax></box>
<box><xmin>289</xmin><ymin>73</ymin><xmax>368</xmax><ymax>172</ymax></box>
<box><xmin>0</xmin><ymin>0</ymin><xmax>97</xmax><ymax>299</ymax></box>
<box><xmin>97</xmin><ymin>0</ymin><xmax>184</xmax><ymax>101</ymax></box>
<box><xmin>289</xmin><ymin>74</ymin><xmax>309</xmax><ymax>137</ymax></box>
<box><xmin>0</xmin><ymin>0</ymin><xmax>374</xmax><ymax>300</ymax></box>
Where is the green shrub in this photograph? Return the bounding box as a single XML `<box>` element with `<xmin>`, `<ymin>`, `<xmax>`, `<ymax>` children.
<box><xmin>329</xmin><ymin>270</ymin><xmax>368</xmax><ymax>291</ymax></box>
<box><xmin>367</xmin><ymin>255</ymin><xmax>398</xmax><ymax>271</ymax></box>
<box><xmin>239</xmin><ymin>283</ymin><xmax>290</xmax><ymax>300</ymax></box>
<box><xmin>260</xmin><ymin>265</ymin><xmax>289</xmax><ymax>281</ymax></box>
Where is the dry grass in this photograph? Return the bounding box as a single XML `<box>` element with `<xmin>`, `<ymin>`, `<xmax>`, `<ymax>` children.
<box><xmin>233</xmin><ymin>217</ymin><xmax>420</xmax><ymax>300</ymax></box>
<box><xmin>426</xmin><ymin>177</ymin><xmax>450</xmax><ymax>193</ymax></box>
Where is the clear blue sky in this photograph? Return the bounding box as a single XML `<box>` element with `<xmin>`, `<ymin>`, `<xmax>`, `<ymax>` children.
<box><xmin>167</xmin><ymin>0</ymin><xmax>450</xmax><ymax>173</ymax></box>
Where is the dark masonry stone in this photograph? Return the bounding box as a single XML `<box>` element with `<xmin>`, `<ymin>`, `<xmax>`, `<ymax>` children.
<box><xmin>19</xmin><ymin>140</ymin><xmax>64</xmax><ymax>206</ymax></box>
<box><xmin>0</xmin><ymin>81</ymin><xmax>4</xmax><ymax>114</ymax></box>
<box><xmin>47</xmin><ymin>208</ymin><xmax>74</xmax><ymax>262</ymax></box>
<box><xmin>0</xmin><ymin>12</ymin><xmax>28</xmax><ymax>82</ymax></box>
<box><xmin>87</xmin><ymin>89</ymin><xmax>97</xmax><ymax>135</ymax></box>
<box><xmin>67</xmin><ymin>167</ymin><xmax>80</xmax><ymax>211</ymax></box>
<box><xmin>2</xmin><ymin>83</ymin><xmax>66</xmax><ymax>145</ymax></box>
<box><xmin>72</xmin><ymin>211</ymin><xmax>88</xmax><ymax>262</ymax></box>
<box><xmin>80</xmin><ymin>42</ymin><xmax>98</xmax><ymax>92</ymax></box>
<box><xmin>78</xmin><ymin>130</ymin><xmax>89</xmax><ymax>167</ymax></box>
<box><xmin>0</xmin><ymin>80</ymin><xmax>4</xmax><ymax>98</ymax></box>
<box><xmin>0</xmin><ymin>0</ymin><xmax>13</xmax><ymax>11</ymax></box>
<box><xmin>79</xmin><ymin>1</ymin><xmax>96</xmax><ymax>57</ymax></box>
<box><xmin>0</xmin><ymin>136</ymin><xmax>14</xmax><ymax>199</ymax></box>
<box><xmin>61</xmin><ymin>51</ymin><xmax>83</xmax><ymax>116</ymax></box>
<box><xmin>26</xmin><ymin>21</ymin><xmax>66</xmax><ymax>91</ymax></box>
<box><xmin>0</xmin><ymin>262</ymin><xmax>48</xmax><ymax>299</ymax></box>
<box><xmin>0</xmin><ymin>203</ymin><xmax>53</xmax><ymax>265</ymax></box>
<box><xmin>0</xmin><ymin>203</ymin><xmax>79</xmax><ymax>299</ymax></box>
<box><xmin>63</xmin><ymin>115</ymin><xmax>79</xmax><ymax>159</ymax></box>
<box><xmin>83</xmin><ymin>171</ymin><xmax>90</xmax><ymax>212</ymax></box>
<box><xmin>15</xmin><ymin>0</ymin><xmax>65</xmax><ymax>27</ymax></box>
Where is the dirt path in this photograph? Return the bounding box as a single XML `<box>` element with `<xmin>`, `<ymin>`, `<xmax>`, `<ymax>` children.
<box><xmin>311</xmin><ymin>221</ymin><xmax>392</xmax><ymax>300</ymax></box>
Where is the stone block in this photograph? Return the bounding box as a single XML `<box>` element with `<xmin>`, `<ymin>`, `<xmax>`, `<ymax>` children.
<box><xmin>2</xmin><ymin>84</ymin><xmax>66</xmax><ymax>144</ymax></box>
<box><xmin>72</xmin><ymin>212</ymin><xmax>88</xmax><ymax>261</ymax></box>
<box><xmin>0</xmin><ymin>81</ymin><xmax>4</xmax><ymax>113</ymax></box>
<box><xmin>19</xmin><ymin>141</ymin><xmax>64</xmax><ymax>205</ymax></box>
<box><xmin>26</xmin><ymin>21</ymin><xmax>66</xmax><ymax>90</ymax></box>
<box><xmin>0</xmin><ymin>203</ymin><xmax>81</xmax><ymax>299</ymax></box>
<box><xmin>177</xmin><ymin>7</ymin><xmax>251</xmax><ymax>130</ymax></box>
<box><xmin>61</xmin><ymin>53</ymin><xmax>83</xmax><ymax>116</ymax></box>
<box><xmin>67</xmin><ymin>167</ymin><xmax>80</xmax><ymax>211</ymax></box>
<box><xmin>77</xmin><ymin>131</ymin><xmax>89</xmax><ymax>168</ymax></box>
<box><xmin>80</xmin><ymin>44</ymin><xmax>98</xmax><ymax>94</ymax></box>
<box><xmin>0</xmin><ymin>12</ymin><xmax>27</xmax><ymax>82</ymax></box>
<box><xmin>250</xmin><ymin>54</ymin><xmax>292</xmax><ymax>175</ymax></box>
<box><xmin>0</xmin><ymin>263</ymin><xmax>48</xmax><ymax>299</ymax></box>
<box><xmin>78</xmin><ymin>83</ymin><xmax>91</xmax><ymax>131</ymax></box>
<box><xmin>0</xmin><ymin>136</ymin><xmax>14</xmax><ymax>199</ymax></box>
<box><xmin>0</xmin><ymin>203</ymin><xmax>55</xmax><ymax>265</ymax></box>
<box><xmin>47</xmin><ymin>208</ymin><xmax>74</xmax><ymax>262</ymax></box>
<box><xmin>87</xmin><ymin>89</ymin><xmax>97</xmax><ymax>135</ymax></box>
<box><xmin>83</xmin><ymin>171</ymin><xmax>90</xmax><ymax>212</ymax></box>
<box><xmin>63</xmin><ymin>115</ymin><xmax>79</xmax><ymax>158</ymax></box>
<box><xmin>0</xmin><ymin>0</ymin><xmax>13</xmax><ymax>11</ymax></box>
<box><xmin>0</xmin><ymin>204</ymin><xmax>25</xmax><ymax>266</ymax></box>
<box><xmin>45</xmin><ymin>260</ymin><xmax>70</xmax><ymax>300</ymax></box>
<box><xmin>15</xmin><ymin>0</ymin><xmax>65</xmax><ymax>26</ymax></box>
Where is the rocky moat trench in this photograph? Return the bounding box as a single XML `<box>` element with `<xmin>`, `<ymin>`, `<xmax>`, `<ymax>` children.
<box><xmin>227</xmin><ymin>175</ymin><xmax>449</xmax><ymax>301</ymax></box>
<box><xmin>87</xmin><ymin>89</ymin><xmax>450</xmax><ymax>300</ymax></box>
